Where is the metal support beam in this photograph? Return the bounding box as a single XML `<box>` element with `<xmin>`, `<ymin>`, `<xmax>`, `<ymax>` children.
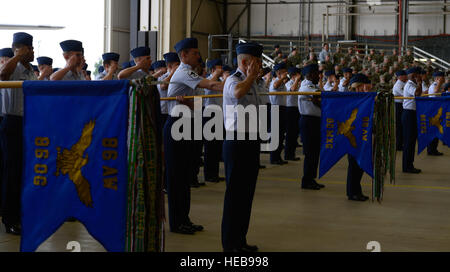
<box><xmin>192</xmin><ymin>0</ymin><xmax>205</xmax><ymax>27</ymax></box>
<box><xmin>223</xmin><ymin>0</ymin><xmax>228</xmax><ymax>33</ymax></box>
<box><xmin>227</xmin><ymin>4</ymin><xmax>249</xmax><ymax>33</ymax></box>
<box><xmin>265</xmin><ymin>0</ymin><xmax>268</xmax><ymax>36</ymax></box>
<box><xmin>247</xmin><ymin>0</ymin><xmax>251</xmax><ymax>38</ymax></box>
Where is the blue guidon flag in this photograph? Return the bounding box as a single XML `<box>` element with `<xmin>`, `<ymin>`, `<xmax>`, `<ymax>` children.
<box><xmin>21</xmin><ymin>80</ymin><xmax>129</xmax><ymax>252</ymax></box>
<box><xmin>319</xmin><ymin>92</ymin><xmax>377</xmax><ymax>178</ymax></box>
<box><xmin>416</xmin><ymin>96</ymin><xmax>450</xmax><ymax>153</ymax></box>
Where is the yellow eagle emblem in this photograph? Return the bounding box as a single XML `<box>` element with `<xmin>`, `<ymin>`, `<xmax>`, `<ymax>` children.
<box><xmin>429</xmin><ymin>107</ymin><xmax>444</xmax><ymax>134</ymax></box>
<box><xmin>338</xmin><ymin>108</ymin><xmax>358</xmax><ymax>148</ymax></box>
<box><xmin>55</xmin><ymin>120</ymin><xmax>95</xmax><ymax>208</ymax></box>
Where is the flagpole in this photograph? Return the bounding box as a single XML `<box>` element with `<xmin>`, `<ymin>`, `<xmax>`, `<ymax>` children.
<box><xmin>0</xmin><ymin>81</ymin><xmax>440</xmax><ymax>101</ymax></box>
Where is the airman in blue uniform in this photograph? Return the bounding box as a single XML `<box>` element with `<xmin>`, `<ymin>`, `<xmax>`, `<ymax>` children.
<box><xmin>402</xmin><ymin>67</ymin><xmax>423</xmax><ymax>174</ymax></box>
<box><xmin>221</xmin><ymin>42</ymin><xmax>262</xmax><ymax>252</ymax></box>
<box><xmin>298</xmin><ymin>64</ymin><xmax>325</xmax><ymax>190</ymax></box>
<box><xmin>0</xmin><ymin>32</ymin><xmax>37</xmax><ymax>235</ymax></box>
<box><xmin>164</xmin><ymin>38</ymin><xmax>224</xmax><ymax>234</ymax></box>
<box><xmin>51</xmin><ymin>40</ymin><xmax>86</xmax><ymax>81</ymax></box>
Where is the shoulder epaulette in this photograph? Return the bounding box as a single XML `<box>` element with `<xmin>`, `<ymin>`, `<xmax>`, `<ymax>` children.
<box><xmin>233</xmin><ymin>71</ymin><xmax>242</xmax><ymax>78</ymax></box>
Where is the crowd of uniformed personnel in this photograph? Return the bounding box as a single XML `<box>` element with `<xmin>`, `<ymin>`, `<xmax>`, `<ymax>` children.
<box><xmin>0</xmin><ymin>32</ymin><xmax>449</xmax><ymax>252</ymax></box>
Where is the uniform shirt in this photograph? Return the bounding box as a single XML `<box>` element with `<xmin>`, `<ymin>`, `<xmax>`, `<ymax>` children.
<box><xmin>223</xmin><ymin>68</ymin><xmax>260</xmax><ymax>133</ymax></box>
<box><xmin>285</xmin><ymin>79</ymin><xmax>299</xmax><ymax>107</ymax></box>
<box><xmin>298</xmin><ymin>79</ymin><xmax>321</xmax><ymax>117</ymax></box>
<box><xmin>95</xmin><ymin>71</ymin><xmax>107</xmax><ymax>80</ymax></box>
<box><xmin>167</xmin><ymin>62</ymin><xmax>203</xmax><ymax>117</ymax></box>
<box><xmin>59</xmin><ymin>70</ymin><xmax>86</xmax><ymax>81</ymax></box>
<box><xmin>157</xmin><ymin>72</ymin><xmax>170</xmax><ymax>114</ymax></box>
<box><xmin>403</xmin><ymin>80</ymin><xmax>418</xmax><ymax>110</ymax></box>
<box><xmin>204</xmin><ymin>74</ymin><xmax>223</xmax><ymax>108</ymax></box>
<box><xmin>269</xmin><ymin>78</ymin><xmax>287</xmax><ymax>106</ymax></box>
<box><xmin>422</xmin><ymin>81</ymin><xmax>429</xmax><ymax>94</ymax></box>
<box><xmin>428</xmin><ymin>82</ymin><xmax>439</xmax><ymax>97</ymax></box>
<box><xmin>319</xmin><ymin>49</ymin><xmax>329</xmax><ymax>63</ymax></box>
<box><xmin>256</xmin><ymin>78</ymin><xmax>270</xmax><ymax>105</ymax></box>
<box><xmin>323</xmin><ymin>81</ymin><xmax>335</xmax><ymax>92</ymax></box>
<box><xmin>1</xmin><ymin>62</ymin><xmax>37</xmax><ymax>116</ymax></box>
<box><xmin>393</xmin><ymin>79</ymin><xmax>406</xmax><ymax>103</ymax></box>
<box><xmin>338</xmin><ymin>77</ymin><xmax>349</xmax><ymax>92</ymax></box>
<box><xmin>96</xmin><ymin>70</ymin><xmax>118</xmax><ymax>80</ymax></box>
<box><xmin>127</xmin><ymin>69</ymin><xmax>149</xmax><ymax>80</ymax></box>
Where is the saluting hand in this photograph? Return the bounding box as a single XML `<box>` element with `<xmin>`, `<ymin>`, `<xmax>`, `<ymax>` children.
<box><xmin>66</xmin><ymin>55</ymin><xmax>78</xmax><ymax>69</ymax></box>
<box><xmin>110</xmin><ymin>62</ymin><xmax>119</xmax><ymax>73</ymax></box>
<box><xmin>41</xmin><ymin>65</ymin><xmax>53</xmax><ymax>78</ymax></box>
<box><xmin>15</xmin><ymin>47</ymin><xmax>29</xmax><ymax>61</ymax></box>
<box><xmin>247</xmin><ymin>59</ymin><xmax>259</xmax><ymax>79</ymax></box>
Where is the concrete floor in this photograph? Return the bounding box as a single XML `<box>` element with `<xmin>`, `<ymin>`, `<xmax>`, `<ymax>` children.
<box><xmin>1</xmin><ymin>145</ymin><xmax>450</xmax><ymax>252</ymax></box>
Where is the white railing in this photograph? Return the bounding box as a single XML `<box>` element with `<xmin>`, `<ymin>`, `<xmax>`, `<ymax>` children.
<box><xmin>239</xmin><ymin>38</ymin><xmax>275</xmax><ymax>69</ymax></box>
<box><xmin>412</xmin><ymin>46</ymin><xmax>449</xmax><ymax>71</ymax></box>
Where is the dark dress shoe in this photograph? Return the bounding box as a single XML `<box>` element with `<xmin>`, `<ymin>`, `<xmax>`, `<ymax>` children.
<box><xmin>313</xmin><ymin>181</ymin><xmax>325</xmax><ymax>188</ymax></box>
<box><xmin>4</xmin><ymin>223</ymin><xmax>21</xmax><ymax>235</ymax></box>
<box><xmin>225</xmin><ymin>246</ymin><xmax>258</xmax><ymax>253</ymax></box>
<box><xmin>403</xmin><ymin>168</ymin><xmax>421</xmax><ymax>174</ymax></box>
<box><xmin>172</xmin><ymin>224</ymin><xmax>195</xmax><ymax>235</ymax></box>
<box><xmin>301</xmin><ymin>183</ymin><xmax>321</xmax><ymax>190</ymax></box>
<box><xmin>66</xmin><ymin>217</ymin><xmax>78</xmax><ymax>222</ymax></box>
<box><xmin>218</xmin><ymin>176</ymin><xmax>225</xmax><ymax>182</ymax></box>
<box><xmin>198</xmin><ymin>181</ymin><xmax>206</xmax><ymax>186</ymax></box>
<box><xmin>285</xmin><ymin>157</ymin><xmax>301</xmax><ymax>161</ymax></box>
<box><xmin>270</xmin><ymin>160</ymin><xmax>288</xmax><ymax>165</ymax></box>
<box><xmin>242</xmin><ymin>243</ymin><xmax>259</xmax><ymax>252</ymax></box>
<box><xmin>348</xmin><ymin>194</ymin><xmax>369</xmax><ymax>201</ymax></box>
<box><xmin>191</xmin><ymin>181</ymin><xmax>201</xmax><ymax>188</ymax></box>
<box><xmin>205</xmin><ymin>177</ymin><xmax>220</xmax><ymax>183</ymax></box>
<box><xmin>187</xmin><ymin>222</ymin><xmax>204</xmax><ymax>232</ymax></box>
<box><xmin>259</xmin><ymin>164</ymin><xmax>266</xmax><ymax>169</ymax></box>
<box><xmin>428</xmin><ymin>151</ymin><xmax>443</xmax><ymax>156</ymax></box>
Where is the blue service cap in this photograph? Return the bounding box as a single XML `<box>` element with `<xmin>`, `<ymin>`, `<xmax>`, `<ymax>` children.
<box><xmin>406</xmin><ymin>67</ymin><xmax>421</xmax><ymax>75</ymax></box>
<box><xmin>207</xmin><ymin>59</ymin><xmax>223</xmax><ymax>69</ymax></box>
<box><xmin>98</xmin><ymin>66</ymin><xmax>105</xmax><ymax>73</ymax></box>
<box><xmin>152</xmin><ymin>60</ymin><xmax>166</xmax><ymax>70</ymax></box>
<box><xmin>236</xmin><ymin>42</ymin><xmax>263</xmax><ymax>58</ymax></box>
<box><xmin>87</xmin><ymin>71</ymin><xmax>91</xmax><ymax>76</ymax></box>
<box><xmin>32</xmin><ymin>65</ymin><xmax>39</xmax><ymax>72</ymax></box>
<box><xmin>129</xmin><ymin>60</ymin><xmax>136</xmax><ymax>67</ymax></box>
<box><xmin>102</xmin><ymin>52</ymin><xmax>120</xmax><ymax>62</ymax></box>
<box><xmin>324</xmin><ymin>70</ymin><xmax>335</xmax><ymax>77</ymax></box>
<box><xmin>174</xmin><ymin>37</ymin><xmax>198</xmax><ymax>53</ymax></box>
<box><xmin>349</xmin><ymin>73</ymin><xmax>370</xmax><ymax>85</ymax></box>
<box><xmin>288</xmin><ymin>67</ymin><xmax>301</xmax><ymax>74</ymax></box>
<box><xmin>163</xmin><ymin>52</ymin><xmax>180</xmax><ymax>63</ymax></box>
<box><xmin>82</xmin><ymin>63</ymin><xmax>88</xmax><ymax>71</ymax></box>
<box><xmin>52</xmin><ymin>68</ymin><xmax>60</xmax><ymax>73</ymax></box>
<box><xmin>130</xmin><ymin>46</ymin><xmax>151</xmax><ymax>58</ymax></box>
<box><xmin>223</xmin><ymin>65</ymin><xmax>233</xmax><ymax>72</ymax></box>
<box><xmin>121</xmin><ymin>61</ymin><xmax>131</xmax><ymax>69</ymax></box>
<box><xmin>444</xmin><ymin>82</ymin><xmax>450</xmax><ymax>91</ymax></box>
<box><xmin>433</xmin><ymin>71</ymin><xmax>445</xmax><ymax>77</ymax></box>
<box><xmin>302</xmin><ymin>63</ymin><xmax>319</xmax><ymax>76</ymax></box>
<box><xmin>274</xmin><ymin>62</ymin><xmax>287</xmax><ymax>72</ymax></box>
<box><xmin>395</xmin><ymin>70</ymin><xmax>406</xmax><ymax>76</ymax></box>
<box><xmin>60</xmin><ymin>40</ymin><xmax>83</xmax><ymax>52</ymax></box>
<box><xmin>0</xmin><ymin>48</ymin><xmax>14</xmax><ymax>58</ymax></box>
<box><xmin>37</xmin><ymin>56</ymin><xmax>53</xmax><ymax>66</ymax></box>
<box><xmin>342</xmin><ymin>67</ymin><xmax>353</xmax><ymax>73</ymax></box>
<box><xmin>13</xmin><ymin>32</ymin><xmax>33</xmax><ymax>46</ymax></box>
